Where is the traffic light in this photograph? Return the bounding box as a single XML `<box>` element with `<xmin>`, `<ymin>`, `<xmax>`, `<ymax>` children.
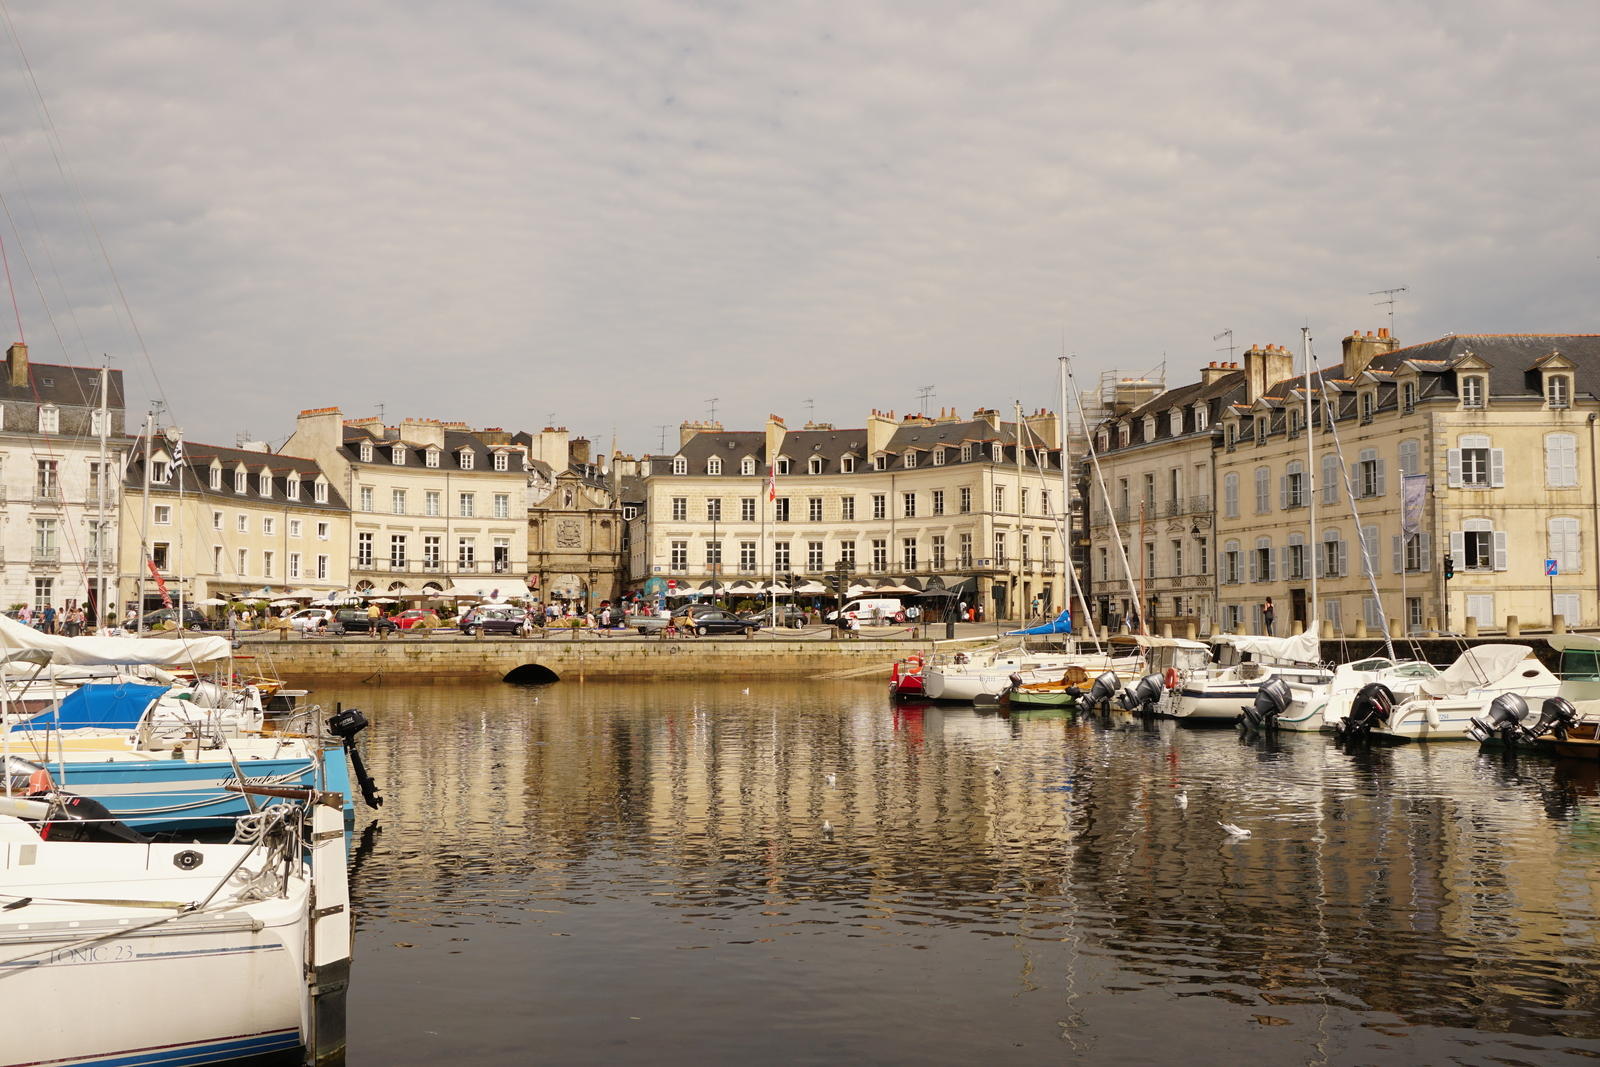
<box><xmin>1443</xmin><ymin>555</ymin><xmax>1455</xmax><ymax>580</ymax></box>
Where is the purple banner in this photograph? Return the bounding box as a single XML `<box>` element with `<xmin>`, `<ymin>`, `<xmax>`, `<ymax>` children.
<box><xmin>1402</xmin><ymin>474</ymin><xmax>1427</xmax><ymax>538</ymax></box>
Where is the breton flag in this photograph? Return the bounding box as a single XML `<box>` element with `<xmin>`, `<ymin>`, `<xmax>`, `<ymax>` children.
<box><xmin>169</xmin><ymin>434</ymin><xmax>185</xmax><ymax>468</ymax></box>
<box><xmin>768</xmin><ymin>459</ymin><xmax>777</xmax><ymax>502</ymax></box>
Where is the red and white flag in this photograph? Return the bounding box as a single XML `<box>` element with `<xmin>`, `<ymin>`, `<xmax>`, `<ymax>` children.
<box><xmin>768</xmin><ymin>460</ymin><xmax>777</xmax><ymax>502</ymax></box>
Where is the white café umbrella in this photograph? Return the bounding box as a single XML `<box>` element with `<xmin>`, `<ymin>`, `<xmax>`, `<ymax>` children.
<box><xmin>270</xmin><ymin>599</ymin><xmax>299</xmax><ymax>607</ymax></box>
<box><xmin>368</xmin><ymin>598</ymin><xmax>398</xmax><ymax>604</ymax></box>
<box><xmin>195</xmin><ymin>597</ymin><xmax>229</xmax><ymax>607</ymax></box>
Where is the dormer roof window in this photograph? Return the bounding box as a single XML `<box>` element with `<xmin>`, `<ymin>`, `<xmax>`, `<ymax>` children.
<box><xmin>458</xmin><ymin>449</ymin><xmax>475</xmax><ymax>471</ymax></box>
<box><xmin>740</xmin><ymin>457</ymin><xmax>756</xmax><ymax>476</ymax></box>
<box><xmin>1461</xmin><ymin>375</ymin><xmax>1485</xmax><ymax>409</ymax></box>
<box><xmin>234</xmin><ymin>468</ymin><xmax>248</xmax><ymax>493</ymax></box>
<box><xmin>359</xmin><ymin>442</ymin><xmax>373</xmax><ymax>462</ymax></box>
<box><xmin>707</xmin><ymin>456</ymin><xmax>722</xmax><ymax>476</ymax></box>
<box><xmin>425</xmin><ymin>449</ymin><xmax>440</xmax><ymax>468</ymax></box>
<box><xmin>391</xmin><ymin>446</ymin><xmax>406</xmax><ymax>465</ymax></box>
<box><xmin>808</xmin><ymin>455</ymin><xmax>824</xmax><ymax>474</ymax></box>
<box><xmin>903</xmin><ymin>450</ymin><xmax>917</xmax><ymax>469</ymax></box>
<box><xmin>672</xmin><ymin>456</ymin><xmax>687</xmax><ymax>475</ymax></box>
<box><xmin>1548</xmin><ymin>374</ymin><xmax>1570</xmax><ymax>408</ymax></box>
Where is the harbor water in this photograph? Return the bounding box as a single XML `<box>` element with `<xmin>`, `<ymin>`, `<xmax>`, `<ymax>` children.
<box><xmin>331</xmin><ymin>678</ymin><xmax>1600</xmax><ymax>1066</ymax></box>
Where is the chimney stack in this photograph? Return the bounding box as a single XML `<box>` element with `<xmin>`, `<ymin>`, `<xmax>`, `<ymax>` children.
<box><xmin>1199</xmin><ymin>360</ymin><xmax>1237</xmax><ymax>387</ymax></box>
<box><xmin>5</xmin><ymin>342</ymin><xmax>25</xmax><ymax>388</ymax></box>
<box><xmin>1341</xmin><ymin>328</ymin><xmax>1400</xmax><ymax>378</ymax></box>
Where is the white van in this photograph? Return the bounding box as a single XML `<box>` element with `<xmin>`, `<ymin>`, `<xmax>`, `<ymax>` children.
<box><xmin>827</xmin><ymin>598</ymin><xmax>905</xmax><ymax>625</ymax></box>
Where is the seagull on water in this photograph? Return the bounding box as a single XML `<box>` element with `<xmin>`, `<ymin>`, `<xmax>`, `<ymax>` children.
<box><xmin>1175</xmin><ymin>791</ymin><xmax>1188</xmax><ymax>809</ymax></box>
<box><xmin>1218</xmin><ymin>821</ymin><xmax>1250</xmax><ymax>838</ymax></box>
<box><xmin>822</xmin><ymin>819</ymin><xmax>833</xmax><ymax>838</ymax></box>
<box><xmin>825</xmin><ymin>774</ymin><xmax>836</xmax><ymax>787</ymax></box>
<box><xmin>741</xmin><ymin>688</ymin><xmax>750</xmax><ymax>694</ymax></box>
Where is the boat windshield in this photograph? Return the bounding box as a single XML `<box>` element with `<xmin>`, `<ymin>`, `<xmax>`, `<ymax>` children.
<box><xmin>1560</xmin><ymin>649</ymin><xmax>1600</xmax><ymax>681</ymax></box>
<box><xmin>1387</xmin><ymin>661</ymin><xmax>1440</xmax><ymax>679</ymax></box>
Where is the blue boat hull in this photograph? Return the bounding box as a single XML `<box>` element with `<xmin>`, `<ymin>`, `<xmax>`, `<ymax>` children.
<box><xmin>43</xmin><ymin>746</ymin><xmax>353</xmax><ymax>831</ymax></box>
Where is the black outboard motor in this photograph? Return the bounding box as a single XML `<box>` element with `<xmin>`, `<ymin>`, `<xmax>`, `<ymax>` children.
<box><xmin>328</xmin><ymin>706</ymin><xmax>384</xmax><ymax>810</ymax></box>
<box><xmin>34</xmin><ymin>792</ymin><xmax>148</xmax><ymax>844</ymax></box>
<box><xmin>1336</xmin><ymin>682</ymin><xmax>1395</xmax><ymax>741</ymax></box>
<box><xmin>1466</xmin><ymin>692</ymin><xmax>1529</xmax><ymax>746</ymax></box>
<box><xmin>1121</xmin><ymin>673</ymin><xmax>1166</xmax><ymax>717</ymax></box>
<box><xmin>1528</xmin><ymin>696</ymin><xmax>1580</xmax><ymax>742</ymax></box>
<box><xmin>1082</xmin><ymin>672</ymin><xmax>1121</xmax><ymax>713</ymax></box>
<box><xmin>1240</xmin><ymin>676</ymin><xmax>1291</xmax><ymax>731</ymax></box>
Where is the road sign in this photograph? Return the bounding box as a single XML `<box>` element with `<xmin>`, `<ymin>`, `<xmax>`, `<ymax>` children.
<box><xmin>667</xmin><ymin>579</ymin><xmax>677</xmax><ymax>589</ymax></box>
<box><xmin>1547</xmin><ymin>559</ymin><xmax>1559</xmax><ymax>577</ymax></box>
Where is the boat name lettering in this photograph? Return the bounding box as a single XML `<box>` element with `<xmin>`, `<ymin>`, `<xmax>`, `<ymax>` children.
<box><xmin>220</xmin><ymin>774</ymin><xmax>298</xmax><ymax>787</ymax></box>
<box><xmin>49</xmin><ymin>943</ymin><xmax>136</xmax><ymax>965</ymax></box>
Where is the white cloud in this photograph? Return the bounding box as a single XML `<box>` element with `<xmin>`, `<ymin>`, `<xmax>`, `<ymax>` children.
<box><xmin>0</xmin><ymin>0</ymin><xmax>1594</xmax><ymax>450</ymax></box>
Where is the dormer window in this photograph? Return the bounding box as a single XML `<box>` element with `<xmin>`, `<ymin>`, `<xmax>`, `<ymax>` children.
<box><xmin>1226</xmin><ymin>423</ymin><xmax>1237</xmax><ymax>449</ymax></box>
<box><xmin>874</xmin><ymin>455</ymin><xmax>888</xmax><ymax>471</ymax></box>
<box><xmin>1096</xmin><ymin>431</ymin><xmax>1109</xmax><ymax>452</ymax></box>
<box><xmin>1255</xmin><ymin>417</ymin><xmax>1268</xmax><ymax>443</ymax></box>
<box><xmin>903</xmin><ymin>450</ymin><xmax>917</xmax><ymax>469</ymax></box>
<box><xmin>1402</xmin><ymin>381</ymin><xmax>1416</xmax><ymax>413</ymax></box>
<box><xmin>960</xmin><ymin>444</ymin><xmax>973</xmax><ymax>462</ymax></box>
<box><xmin>707</xmin><ymin>457</ymin><xmax>722</xmax><ymax>476</ymax></box>
<box><xmin>1169</xmin><ymin>411</ymin><xmax>1182</xmax><ymax>437</ymax></box>
<box><xmin>391</xmin><ymin>446</ymin><xmax>405</xmax><ymax>465</ymax></box>
<box><xmin>777</xmin><ymin>458</ymin><xmax>791</xmax><ymax>475</ymax></box>
<box><xmin>991</xmin><ymin>443</ymin><xmax>1003</xmax><ymax>463</ymax></box>
<box><xmin>37</xmin><ymin>405</ymin><xmax>58</xmax><ymax>434</ymax></box>
<box><xmin>425</xmin><ymin>449</ymin><xmax>440</xmax><ymax>468</ymax></box>
<box><xmin>314</xmin><ymin>480</ymin><xmax>329</xmax><ymax>504</ymax></box>
<box><xmin>1548</xmin><ymin>374</ymin><xmax>1570</xmax><ymax>408</ymax></box>
<box><xmin>932</xmin><ymin>448</ymin><xmax>945</xmax><ymax>466</ymax></box>
<box><xmin>1143</xmin><ymin>415</ymin><xmax>1156</xmax><ymax>440</ymax></box>
<box><xmin>1462</xmin><ymin>375</ymin><xmax>1484</xmax><ymax>408</ymax></box>
<box><xmin>1289</xmin><ymin>408</ymin><xmax>1302</xmax><ymax>436</ymax></box>
<box><xmin>671</xmin><ymin>456</ymin><xmax>687</xmax><ymax>475</ymax></box>
<box><xmin>1360</xmin><ymin>392</ymin><xmax>1375</xmax><ymax>422</ymax></box>
<box><xmin>1117</xmin><ymin>425</ymin><xmax>1130</xmax><ymax>448</ymax></box>
<box><xmin>493</xmin><ymin>452</ymin><xmax>509</xmax><ymax>471</ymax></box>
<box><xmin>90</xmin><ymin>409</ymin><xmax>106</xmax><ymax>436</ymax></box>
<box><xmin>151</xmin><ymin>460</ymin><xmax>170</xmax><ymax>483</ymax></box>
<box><xmin>740</xmin><ymin>457</ymin><xmax>755</xmax><ymax>476</ymax></box>
<box><xmin>209</xmin><ymin>466</ymin><xmax>222</xmax><ymax>490</ymax></box>
<box><xmin>234</xmin><ymin>469</ymin><xmax>248</xmax><ymax>493</ymax></box>
<box><xmin>840</xmin><ymin>455</ymin><xmax>855</xmax><ymax>474</ymax></box>
<box><xmin>258</xmin><ymin>472</ymin><xmax>272</xmax><ymax>496</ymax></box>
<box><xmin>808</xmin><ymin>456</ymin><xmax>824</xmax><ymax>474</ymax></box>
<box><xmin>359</xmin><ymin>443</ymin><xmax>373</xmax><ymax>462</ymax></box>
<box><xmin>458</xmin><ymin>450</ymin><xmax>475</xmax><ymax>471</ymax></box>
<box><xmin>286</xmin><ymin>478</ymin><xmax>301</xmax><ymax>501</ymax></box>
<box><xmin>1195</xmin><ymin>406</ymin><xmax>1208</xmax><ymax>432</ymax></box>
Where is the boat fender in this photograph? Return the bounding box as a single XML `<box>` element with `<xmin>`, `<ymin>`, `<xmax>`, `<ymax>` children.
<box><xmin>1164</xmin><ymin>667</ymin><xmax>1180</xmax><ymax>690</ymax></box>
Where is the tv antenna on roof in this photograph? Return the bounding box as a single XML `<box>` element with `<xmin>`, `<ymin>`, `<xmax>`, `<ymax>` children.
<box><xmin>803</xmin><ymin>398</ymin><xmax>814</xmax><ymax>422</ymax></box>
<box><xmin>653</xmin><ymin>425</ymin><xmax>670</xmax><ymax>453</ymax></box>
<box><xmin>1212</xmin><ymin>330</ymin><xmax>1235</xmax><ymax>362</ymax></box>
<box><xmin>1370</xmin><ymin>287</ymin><xmax>1406</xmax><ymax>336</ymax></box>
<box><xmin>916</xmin><ymin>385</ymin><xmax>935</xmax><ymax>416</ymax></box>
<box><xmin>706</xmin><ymin>397</ymin><xmax>719</xmax><ymax>422</ymax></box>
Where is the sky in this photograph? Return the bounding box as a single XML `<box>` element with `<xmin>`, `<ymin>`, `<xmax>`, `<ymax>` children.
<box><xmin>0</xmin><ymin>0</ymin><xmax>1594</xmax><ymax>457</ymax></box>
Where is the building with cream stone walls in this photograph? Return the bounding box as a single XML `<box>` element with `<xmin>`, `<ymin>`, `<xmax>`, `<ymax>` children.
<box><xmin>0</xmin><ymin>342</ymin><xmax>125</xmax><ymax>616</ymax></box>
<box><xmin>284</xmin><ymin>409</ymin><xmax>531</xmax><ymax>599</ymax></box>
<box><xmin>118</xmin><ymin>438</ymin><xmax>349</xmax><ymax>611</ymax></box>
<box><xmin>627</xmin><ymin>408</ymin><xmax>1071</xmax><ymax>621</ymax></box>
<box><xmin>516</xmin><ymin>426</ymin><xmax>628</xmax><ymax>609</ymax></box>
<box><xmin>1214</xmin><ymin>331</ymin><xmax>1600</xmax><ymax>637</ymax></box>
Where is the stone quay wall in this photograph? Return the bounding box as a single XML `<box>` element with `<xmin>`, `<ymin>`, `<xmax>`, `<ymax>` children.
<box><xmin>241</xmin><ymin>635</ymin><xmax>916</xmax><ymax>684</ymax></box>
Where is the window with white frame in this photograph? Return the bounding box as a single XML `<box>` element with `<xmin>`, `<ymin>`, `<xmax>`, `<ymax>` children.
<box><xmin>317</xmin><ymin>521</ymin><xmax>330</xmax><ymax>540</ymax></box>
<box><xmin>425</xmin><ymin>449</ymin><xmax>440</xmax><ymax>468</ymax></box>
<box><xmin>1286</xmin><ymin>532</ymin><xmax>1305</xmax><ymax>579</ymax></box>
<box><xmin>256</xmin><ymin>472</ymin><xmax>270</xmax><ymax>496</ymax></box>
<box><xmin>961</xmin><ymin>444</ymin><xmax>974</xmax><ymax>462</ymax></box>
<box><xmin>235</xmin><ymin>469</ymin><xmax>248</xmax><ymax>493</ymax></box>
<box><xmin>707</xmin><ymin>457</ymin><xmax>722</xmax><ymax>476</ymax></box>
<box><xmin>493</xmin><ymin>452</ymin><xmax>509</xmax><ymax>471</ymax></box>
<box><xmin>286</xmin><ymin>477</ymin><xmax>300</xmax><ymax>501</ymax></box>
<box><xmin>426</xmin><ymin>490</ymin><xmax>440</xmax><ymax>517</ymax></box>
<box><xmin>1251</xmin><ymin>537</ymin><xmax>1274</xmax><ymax>582</ymax></box>
<box><xmin>904</xmin><ymin>450</ymin><xmax>916</xmax><ymax>468</ymax></box>
<box><xmin>1360</xmin><ymin>391</ymin><xmax>1375</xmax><ymax>422</ymax></box>
<box><xmin>318</xmin><ymin>554</ymin><xmax>330</xmax><ymax>580</ymax></box>
<box><xmin>153</xmin><ymin>505</ymin><xmax>171</xmax><ymax>525</ymax></box>
<box><xmin>777</xmin><ymin>459</ymin><xmax>791</xmax><ymax>475</ymax></box>
<box><xmin>932</xmin><ymin>448</ymin><xmax>945</xmax><ymax>466</ymax></box>
<box><xmin>1452</xmin><ymin>518</ymin><xmax>1505</xmax><ymax>571</ymax></box>
<box><xmin>1548</xmin><ymin>374</ymin><xmax>1570</xmax><ymax>408</ymax></box>
<box><xmin>263</xmin><ymin>551</ymin><xmax>274</xmax><ymax>578</ymax></box>
<box><xmin>992</xmin><ymin>533</ymin><xmax>1006</xmax><ymax>566</ymax></box>
<box><xmin>670</xmin><ymin>541</ymin><xmax>687</xmax><ymax>570</ymax></box>
<box><xmin>236</xmin><ymin>514</ymin><xmax>248</xmax><ymax>533</ymax></box>
<box><xmin>212</xmin><ymin>511</ymin><xmax>222</xmax><ymax>530</ymax></box>
<box><xmin>991</xmin><ymin>443</ymin><xmax>1004</xmax><ymax>463</ymax></box>
<box><xmin>357</xmin><ymin>533</ymin><xmax>373</xmax><ymax>567</ymax></box>
<box><xmin>209</xmin><ymin>466</ymin><xmax>222</xmax><ymax>490</ymax></box>
<box><xmin>706</xmin><ymin>498</ymin><xmax>722</xmax><ymax>522</ymax></box>
<box><xmin>314</xmin><ymin>481</ymin><xmax>329</xmax><ymax>504</ymax></box>
<box><xmin>1549</xmin><ymin>517</ymin><xmax>1581</xmax><ymax>573</ymax></box>
<box><xmin>903</xmin><ymin>537</ymin><xmax>918</xmax><ymax>569</ymax></box>
<box><xmin>392</xmin><ymin>489</ymin><xmax>406</xmax><ymax>515</ymax></box>
<box><xmin>1169</xmin><ymin>411</ymin><xmax>1182</xmax><ymax>437</ymax></box>
<box><xmin>994</xmin><ymin>486</ymin><xmax>1005</xmax><ymax>513</ymax></box>
<box><xmin>932</xmin><ymin>489</ymin><xmax>945</xmax><ymax>515</ymax></box>
<box><xmin>1195</xmin><ymin>406</ymin><xmax>1208</xmax><ymax>432</ymax></box>
<box><xmin>390</xmin><ymin>535</ymin><xmax>407</xmax><ymax>568</ymax></box>
<box><xmin>37</xmin><ymin>406</ymin><xmax>58</xmax><ymax>433</ymax></box>
<box><xmin>1546</xmin><ymin>433</ymin><xmax>1578</xmax><ymax>487</ymax></box>
<box><xmin>288</xmin><ymin>519</ymin><xmax>302</xmax><ymax>538</ymax></box>
<box><xmin>459</xmin><ymin>492</ymin><xmax>475</xmax><ymax>518</ymax></box>
<box><xmin>1355</xmin><ymin>448</ymin><xmax>1385</xmax><ymax>498</ymax></box>
<box><xmin>391</xmin><ymin>446</ymin><xmax>405</xmax><ymax>465</ymax></box>
<box><xmin>494</xmin><ymin>493</ymin><xmax>510</xmax><ymax>519</ymax></box>
<box><xmin>458</xmin><ymin>537</ymin><xmax>476</xmax><ymax>567</ymax></box>
<box><xmin>262</xmin><ymin>517</ymin><xmax>275</xmax><ymax>536</ymax></box>
<box><xmin>1402</xmin><ymin>381</ymin><xmax>1416</xmax><ymax>412</ymax></box>
<box><xmin>841</xmin><ymin>496</ymin><xmax>855</xmax><ymax>520</ymax></box>
<box><xmin>873</xmin><ymin>539</ymin><xmax>889</xmax><ymax>571</ymax></box>
<box><xmin>740</xmin><ymin>457</ymin><xmax>756</xmax><ymax>476</ymax></box>
<box><xmin>1461</xmin><ymin>375</ymin><xmax>1484</xmax><ymax>408</ymax></box>
<box><xmin>671</xmin><ymin>497</ymin><xmax>687</xmax><ymax>521</ymax></box>
<box><xmin>288</xmin><ymin>552</ymin><xmax>301</xmax><ymax>579</ymax></box>
<box><xmin>234</xmin><ymin>547</ymin><xmax>247</xmax><ymax>574</ymax></box>
<box><xmin>1281</xmin><ymin>460</ymin><xmax>1305</xmax><ymax>508</ymax></box>
<box><xmin>872</xmin><ymin>494</ymin><xmax>886</xmax><ymax>520</ymax></box>
<box><xmin>807</xmin><ymin>541</ymin><xmax>825</xmax><ymax>571</ymax></box>
<box><xmin>874</xmin><ymin>454</ymin><xmax>888</xmax><ymax>471</ymax></box>
<box><xmin>808</xmin><ymin>455</ymin><xmax>823</xmax><ymax>475</ymax></box>
<box><xmin>1449</xmin><ymin>434</ymin><xmax>1503</xmax><ymax>488</ymax></box>
<box><xmin>840</xmin><ymin>456</ymin><xmax>855</xmax><ymax>474</ymax></box>
<box><xmin>458</xmin><ymin>450</ymin><xmax>474</xmax><ymax>470</ymax></box>
<box><xmin>959</xmin><ymin>487</ymin><xmax>972</xmax><ymax>513</ymax></box>
<box><xmin>422</xmin><ymin>536</ymin><xmax>441</xmax><ymax>567</ymax></box>
<box><xmin>1223</xmin><ymin>472</ymin><xmax>1239</xmax><ymax>518</ymax></box>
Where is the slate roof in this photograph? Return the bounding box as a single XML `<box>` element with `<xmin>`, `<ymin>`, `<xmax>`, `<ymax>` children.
<box><xmin>124</xmin><ymin>438</ymin><xmax>348</xmax><ymax>511</ymax></box>
<box><xmin>0</xmin><ymin>361</ymin><xmax>125</xmax><ymax>409</ymax></box>
<box><xmin>341</xmin><ymin>426</ymin><xmax>516</xmax><ymax>472</ymax></box>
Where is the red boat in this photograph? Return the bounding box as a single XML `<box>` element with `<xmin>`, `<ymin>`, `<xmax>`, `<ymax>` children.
<box><xmin>890</xmin><ymin>655</ymin><xmax>927</xmax><ymax>699</ymax></box>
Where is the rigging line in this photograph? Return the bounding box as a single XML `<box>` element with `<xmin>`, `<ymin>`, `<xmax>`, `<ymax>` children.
<box><xmin>0</xmin><ymin>183</ymin><xmax>77</xmax><ymax>363</ymax></box>
<box><xmin>0</xmin><ymin>2</ymin><xmax>168</xmax><ymax>413</ymax></box>
<box><xmin>0</xmin><ymin>216</ymin><xmax>21</xmax><ymax>342</ymax></box>
<box><xmin>1064</xmin><ymin>358</ymin><xmax>1142</xmax><ymax>632</ymax></box>
<box><xmin>1305</xmin><ymin>338</ymin><xmax>1394</xmax><ymax>660</ymax></box>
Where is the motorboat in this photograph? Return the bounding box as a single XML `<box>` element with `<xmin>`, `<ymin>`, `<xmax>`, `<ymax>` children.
<box><xmin>0</xmin><ymin>779</ymin><xmax>352</xmax><ymax>1067</ymax></box>
<box><xmin>922</xmin><ymin>642</ymin><xmax>1141</xmax><ymax>702</ymax></box>
<box><xmin>889</xmin><ymin>655</ymin><xmax>927</xmax><ymax>699</ymax></box>
<box><xmin>1468</xmin><ymin>633</ymin><xmax>1600</xmax><ymax>755</ymax></box>
<box><xmin>1270</xmin><ymin>656</ymin><xmax>1442</xmax><ymax>732</ymax></box>
<box><xmin>1166</xmin><ymin>632</ymin><xmax>1332</xmax><ymax>723</ymax></box>
<box><xmin>1330</xmin><ymin>644</ymin><xmax>1560</xmax><ymax>742</ymax></box>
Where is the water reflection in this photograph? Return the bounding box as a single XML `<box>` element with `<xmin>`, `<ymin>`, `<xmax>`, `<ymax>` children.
<box><xmin>336</xmin><ymin>679</ymin><xmax>1600</xmax><ymax>1066</ymax></box>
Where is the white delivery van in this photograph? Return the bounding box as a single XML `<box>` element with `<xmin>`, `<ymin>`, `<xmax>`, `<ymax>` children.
<box><xmin>827</xmin><ymin>598</ymin><xmax>905</xmax><ymax>625</ymax></box>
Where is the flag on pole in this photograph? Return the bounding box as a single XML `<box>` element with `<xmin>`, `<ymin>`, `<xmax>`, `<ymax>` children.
<box><xmin>169</xmin><ymin>434</ymin><xmax>184</xmax><ymax>470</ymax></box>
<box><xmin>768</xmin><ymin>459</ymin><xmax>777</xmax><ymax>502</ymax></box>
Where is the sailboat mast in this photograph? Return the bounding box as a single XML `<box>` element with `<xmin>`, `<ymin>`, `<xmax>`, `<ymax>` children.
<box><xmin>1058</xmin><ymin>357</ymin><xmax>1100</xmax><ymax>650</ymax></box>
<box><xmin>137</xmin><ymin>410</ymin><xmax>153</xmax><ymax>632</ymax></box>
<box><xmin>1304</xmin><ymin>327</ymin><xmax>1317</xmax><ymax>630</ymax></box>
<box><xmin>95</xmin><ymin>364</ymin><xmax>108</xmax><ymax>627</ymax></box>
<box><xmin>1014</xmin><ymin>401</ymin><xmax>1024</xmax><ymax>622</ymax></box>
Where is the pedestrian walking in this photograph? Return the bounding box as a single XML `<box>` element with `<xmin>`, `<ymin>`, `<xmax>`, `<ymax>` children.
<box><xmin>1263</xmin><ymin>597</ymin><xmax>1276</xmax><ymax>636</ymax></box>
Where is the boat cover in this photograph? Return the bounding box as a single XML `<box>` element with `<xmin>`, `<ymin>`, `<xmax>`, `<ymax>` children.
<box><xmin>1215</xmin><ymin>631</ymin><xmax>1320</xmax><ymax>664</ymax></box>
<box><xmin>1418</xmin><ymin>644</ymin><xmax>1534</xmax><ymax>697</ymax></box>
<box><xmin>11</xmin><ymin>682</ymin><xmax>170</xmax><ymax>732</ymax></box>
<box><xmin>0</xmin><ymin>613</ymin><xmax>230</xmax><ymax>666</ymax></box>
<box><xmin>1007</xmin><ymin>609</ymin><xmax>1072</xmax><ymax>636</ymax></box>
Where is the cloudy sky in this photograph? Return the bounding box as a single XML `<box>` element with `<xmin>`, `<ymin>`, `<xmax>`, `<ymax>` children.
<box><xmin>0</xmin><ymin>0</ymin><xmax>1594</xmax><ymax>455</ymax></box>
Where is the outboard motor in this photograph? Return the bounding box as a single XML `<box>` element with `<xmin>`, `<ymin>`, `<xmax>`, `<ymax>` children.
<box><xmin>1121</xmin><ymin>673</ymin><xmax>1166</xmax><ymax>717</ymax></box>
<box><xmin>1336</xmin><ymin>682</ymin><xmax>1395</xmax><ymax>741</ymax></box>
<box><xmin>1528</xmin><ymin>696</ymin><xmax>1580</xmax><ymax>742</ymax></box>
<box><xmin>328</xmin><ymin>706</ymin><xmax>384</xmax><ymax>810</ymax></box>
<box><xmin>1240</xmin><ymin>676</ymin><xmax>1291</xmax><ymax>731</ymax></box>
<box><xmin>1082</xmin><ymin>672</ymin><xmax>1121</xmax><ymax>713</ymax></box>
<box><xmin>1466</xmin><ymin>692</ymin><xmax>1530</xmax><ymax>746</ymax></box>
<box><xmin>4</xmin><ymin>754</ymin><xmax>54</xmax><ymax>795</ymax></box>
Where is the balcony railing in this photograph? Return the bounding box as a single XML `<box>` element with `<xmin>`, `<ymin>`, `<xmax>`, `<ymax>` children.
<box><xmin>33</xmin><ymin>489</ymin><xmax>60</xmax><ymax>505</ymax></box>
<box><xmin>32</xmin><ymin>548</ymin><xmax>59</xmax><ymax>563</ymax></box>
<box><xmin>1189</xmin><ymin>495</ymin><xmax>1210</xmax><ymax>514</ymax></box>
<box><xmin>1164</xmin><ymin>500</ymin><xmax>1183</xmax><ymax>517</ymax></box>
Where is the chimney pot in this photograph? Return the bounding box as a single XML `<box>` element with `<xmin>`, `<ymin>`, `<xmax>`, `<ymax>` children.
<box><xmin>1378</xmin><ymin>327</ymin><xmax>1389</xmax><ymax>338</ymax></box>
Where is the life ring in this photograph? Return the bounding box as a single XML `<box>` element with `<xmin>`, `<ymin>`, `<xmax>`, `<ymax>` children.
<box><xmin>1164</xmin><ymin>667</ymin><xmax>1180</xmax><ymax>690</ymax></box>
<box><xmin>905</xmin><ymin>655</ymin><xmax>924</xmax><ymax>674</ymax></box>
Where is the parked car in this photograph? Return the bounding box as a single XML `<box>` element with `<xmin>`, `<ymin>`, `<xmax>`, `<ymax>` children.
<box><xmin>460</xmin><ymin>607</ymin><xmax>531</xmax><ymax>636</ymax></box>
<box><xmin>331</xmin><ymin>609</ymin><xmax>397</xmax><ymax>635</ymax></box>
<box><xmin>393</xmin><ymin>608</ymin><xmax>441</xmax><ymax>630</ymax></box>
<box><xmin>629</xmin><ymin>604</ymin><xmax>722</xmax><ymax>634</ymax></box>
<box><xmin>737</xmin><ymin>604</ymin><xmax>806</xmax><ymax>629</ymax></box>
<box><xmin>826</xmin><ymin>598</ymin><xmax>905</xmax><ymax>625</ymax></box>
<box><xmin>139</xmin><ymin>608</ymin><xmax>210</xmax><ymax>631</ymax></box>
<box><xmin>681</xmin><ymin>609</ymin><xmax>757</xmax><ymax>636</ymax></box>
<box><xmin>286</xmin><ymin>608</ymin><xmax>335</xmax><ymax>632</ymax></box>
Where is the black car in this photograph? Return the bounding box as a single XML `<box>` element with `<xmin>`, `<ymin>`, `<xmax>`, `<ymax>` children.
<box><xmin>331</xmin><ymin>609</ymin><xmax>398</xmax><ymax>635</ymax></box>
<box><xmin>139</xmin><ymin>608</ymin><xmax>210</xmax><ymax>631</ymax></box>
<box><xmin>460</xmin><ymin>608</ymin><xmax>530</xmax><ymax>636</ymax></box>
<box><xmin>683</xmin><ymin>609</ymin><xmax>757</xmax><ymax>636</ymax></box>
